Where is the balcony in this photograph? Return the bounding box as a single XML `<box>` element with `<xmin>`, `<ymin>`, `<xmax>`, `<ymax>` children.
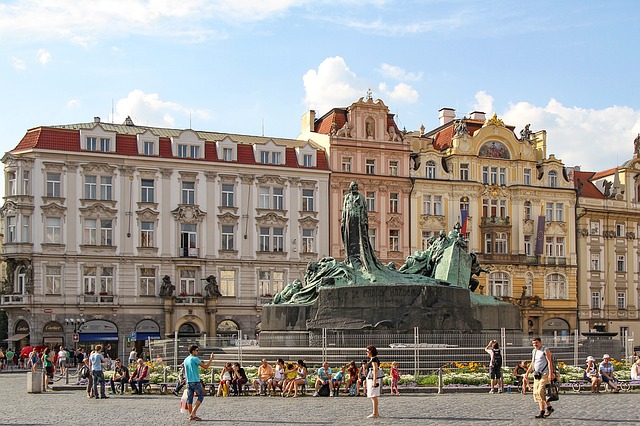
<box><xmin>80</xmin><ymin>294</ymin><xmax>116</xmax><ymax>304</ymax></box>
<box><xmin>478</xmin><ymin>253</ymin><xmax>531</xmax><ymax>264</ymax></box>
<box><xmin>1</xmin><ymin>294</ymin><xmax>29</xmax><ymax>304</ymax></box>
<box><xmin>480</xmin><ymin>216</ymin><xmax>510</xmax><ymax>227</ymax></box>
<box><xmin>174</xmin><ymin>295</ymin><xmax>205</xmax><ymax>305</ymax></box>
<box><xmin>180</xmin><ymin>247</ymin><xmax>199</xmax><ymax>258</ymax></box>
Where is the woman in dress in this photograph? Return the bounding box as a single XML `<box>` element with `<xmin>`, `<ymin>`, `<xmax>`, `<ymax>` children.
<box><xmin>366</xmin><ymin>345</ymin><xmax>381</xmax><ymax>418</ymax></box>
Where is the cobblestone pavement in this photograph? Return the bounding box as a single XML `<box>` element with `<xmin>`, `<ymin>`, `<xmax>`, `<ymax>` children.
<box><xmin>1</xmin><ymin>372</ymin><xmax>640</xmax><ymax>425</ymax></box>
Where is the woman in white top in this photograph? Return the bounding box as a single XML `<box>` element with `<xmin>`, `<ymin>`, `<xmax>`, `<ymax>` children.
<box><xmin>584</xmin><ymin>356</ymin><xmax>601</xmax><ymax>393</ymax></box>
<box><xmin>631</xmin><ymin>358</ymin><xmax>640</xmax><ymax>381</ymax></box>
<box><xmin>269</xmin><ymin>358</ymin><xmax>285</xmax><ymax>395</ymax></box>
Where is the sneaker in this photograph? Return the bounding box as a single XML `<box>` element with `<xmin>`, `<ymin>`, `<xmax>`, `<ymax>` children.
<box><xmin>312</xmin><ymin>392</ymin><xmax>319</xmax><ymax>397</ymax></box>
<box><xmin>489</xmin><ymin>389</ymin><xmax>495</xmax><ymax>394</ymax></box>
<box><xmin>497</xmin><ymin>388</ymin><xmax>503</xmax><ymax>394</ymax></box>
<box><xmin>330</xmin><ymin>393</ymin><xmax>334</xmax><ymax>397</ymax></box>
<box><xmin>544</xmin><ymin>407</ymin><xmax>554</xmax><ymax>418</ymax></box>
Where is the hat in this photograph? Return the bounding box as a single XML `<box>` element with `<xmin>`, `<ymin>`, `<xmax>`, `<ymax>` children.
<box><xmin>586</xmin><ymin>356</ymin><xmax>595</xmax><ymax>362</ymax></box>
<box><xmin>603</xmin><ymin>354</ymin><xmax>610</xmax><ymax>359</ymax></box>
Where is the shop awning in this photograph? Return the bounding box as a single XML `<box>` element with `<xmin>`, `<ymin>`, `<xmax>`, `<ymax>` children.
<box><xmin>135</xmin><ymin>332</ymin><xmax>161</xmax><ymax>341</ymax></box>
<box><xmin>4</xmin><ymin>333</ymin><xmax>29</xmax><ymax>341</ymax></box>
<box><xmin>78</xmin><ymin>333</ymin><xmax>119</xmax><ymax>342</ymax></box>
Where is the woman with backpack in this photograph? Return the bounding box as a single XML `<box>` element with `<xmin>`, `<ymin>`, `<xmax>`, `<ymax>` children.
<box><xmin>485</xmin><ymin>339</ymin><xmax>503</xmax><ymax>393</ymax></box>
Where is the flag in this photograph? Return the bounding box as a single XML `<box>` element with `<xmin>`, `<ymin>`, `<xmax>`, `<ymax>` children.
<box><xmin>461</xmin><ymin>210</ymin><xmax>468</xmax><ymax>235</ymax></box>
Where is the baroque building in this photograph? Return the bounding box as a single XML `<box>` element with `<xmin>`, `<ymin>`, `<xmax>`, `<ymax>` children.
<box><xmin>407</xmin><ymin>109</ymin><xmax>578</xmax><ymax>336</ymax></box>
<box><xmin>1</xmin><ymin>117</ymin><xmax>329</xmax><ymax>353</ymax></box>
<box><xmin>298</xmin><ymin>95</ymin><xmax>412</xmax><ymax>267</ymax></box>
<box><xmin>575</xmin><ymin>135</ymin><xmax>640</xmax><ymax>343</ymax></box>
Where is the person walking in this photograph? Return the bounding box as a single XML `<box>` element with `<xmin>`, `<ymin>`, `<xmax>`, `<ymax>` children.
<box><xmin>525</xmin><ymin>337</ymin><xmax>555</xmax><ymax>419</ymax></box>
<box><xmin>89</xmin><ymin>344</ymin><xmax>108</xmax><ymax>399</ymax></box>
<box><xmin>485</xmin><ymin>339</ymin><xmax>503</xmax><ymax>393</ymax></box>
<box><xmin>183</xmin><ymin>344</ymin><xmax>214</xmax><ymax>421</ymax></box>
<box><xmin>365</xmin><ymin>345</ymin><xmax>381</xmax><ymax>418</ymax></box>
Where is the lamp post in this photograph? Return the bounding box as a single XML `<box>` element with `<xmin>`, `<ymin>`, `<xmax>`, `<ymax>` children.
<box><xmin>65</xmin><ymin>318</ymin><xmax>85</xmax><ymax>348</ymax></box>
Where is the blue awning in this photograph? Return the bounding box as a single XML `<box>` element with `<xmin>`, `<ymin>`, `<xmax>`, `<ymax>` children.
<box><xmin>78</xmin><ymin>333</ymin><xmax>119</xmax><ymax>342</ymax></box>
<box><xmin>135</xmin><ymin>332</ymin><xmax>161</xmax><ymax>341</ymax></box>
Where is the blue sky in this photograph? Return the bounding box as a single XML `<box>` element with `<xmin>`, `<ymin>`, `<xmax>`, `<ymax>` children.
<box><xmin>1</xmin><ymin>0</ymin><xmax>639</xmax><ymax>180</ymax></box>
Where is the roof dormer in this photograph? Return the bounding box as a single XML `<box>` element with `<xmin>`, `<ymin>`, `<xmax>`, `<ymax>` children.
<box><xmin>295</xmin><ymin>143</ymin><xmax>317</xmax><ymax>168</ymax></box>
<box><xmin>216</xmin><ymin>136</ymin><xmax>237</xmax><ymax>162</ymax></box>
<box><xmin>136</xmin><ymin>129</ymin><xmax>160</xmax><ymax>156</ymax></box>
<box><xmin>254</xmin><ymin>140</ymin><xmax>285</xmax><ymax>165</ymax></box>
<box><xmin>171</xmin><ymin>130</ymin><xmax>204</xmax><ymax>159</ymax></box>
<box><xmin>80</xmin><ymin>124</ymin><xmax>117</xmax><ymax>153</ymax></box>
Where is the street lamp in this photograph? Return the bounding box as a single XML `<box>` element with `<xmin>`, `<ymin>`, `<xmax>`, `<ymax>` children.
<box><xmin>65</xmin><ymin>317</ymin><xmax>85</xmax><ymax>340</ymax></box>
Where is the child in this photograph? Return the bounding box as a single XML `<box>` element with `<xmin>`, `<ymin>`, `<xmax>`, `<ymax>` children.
<box><xmin>216</xmin><ymin>363</ymin><xmax>232</xmax><ymax>397</ymax></box>
<box><xmin>331</xmin><ymin>365</ymin><xmax>346</xmax><ymax>396</ymax></box>
<box><xmin>390</xmin><ymin>361</ymin><xmax>400</xmax><ymax>395</ymax></box>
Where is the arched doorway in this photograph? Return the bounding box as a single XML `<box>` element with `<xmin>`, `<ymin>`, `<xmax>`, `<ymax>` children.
<box><xmin>178</xmin><ymin>322</ymin><xmax>200</xmax><ymax>338</ymax></box>
<box><xmin>217</xmin><ymin>319</ymin><xmax>239</xmax><ymax>337</ymax></box>
<box><xmin>77</xmin><ymin>320</ymin><xmax>118</xmax><ymax>355</ymax></box>
<box><xmin>42</xmin><ymin>321</ymin><xmax>64</xmax><ymax>349</ymax></box>
<box><xmin>7</xmin><ymin>320</ymin><xmax>30</xmax><ymax>352</ymax></box>
<box><xmin>542</xmin><ymin>318</ymin><xmax>570</xmax><ymax>337</ymax></box>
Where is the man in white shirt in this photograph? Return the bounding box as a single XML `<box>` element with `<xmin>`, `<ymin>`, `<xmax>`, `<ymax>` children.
<box><xmin>57</xmin><ymin>346</ymin><xmax>68</xmax><ymax>376</ymax></box>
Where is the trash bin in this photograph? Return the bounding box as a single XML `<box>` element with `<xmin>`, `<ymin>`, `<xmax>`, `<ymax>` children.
<box><xmin>27</xmin><ymin>371</ymin><xmax>43</xmax><ymax>393</ymax></box>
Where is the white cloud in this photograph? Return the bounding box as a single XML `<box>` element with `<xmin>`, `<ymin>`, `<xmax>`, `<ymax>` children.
<box><xmin>303</xmin><ymin>56</ymin><xmax>364</xmax><ymax>115</ymax></box>
<box><xmin>37</xmin><ymin>48</ymin><xmax>51</xmax><ymax>65</ymax></box>
<box><xmin>501</xmin><ymin>98</ymin><xmax>640</xmax><ymax>171</ymax></box>
<box><xmin>379</xmin><ymin>63</ymin><xmax>423</xmax><ymax>81</ymax></box>
<box><xmin>380</xmin><ymin>82</ymin><xmax>419</xmax><ymax>103</ymax></box>
<box><xmin>67</xmin><ymin>99</ymin><xmax>80</xmax><ymax>108</ymax></box>
<box><xmin>112</xmin><ymin>89</ymin><xmax>210</xmax><ymax>128</ymax></box>
<box><xmin>11</xmin><ymin>56</ymin><xmax>26</xmax><ymax>70</ymax></box>
<box><xmin>472</xmin><ymin>91</ymin><xmax>494</xmax><ymax>116</ymax></box>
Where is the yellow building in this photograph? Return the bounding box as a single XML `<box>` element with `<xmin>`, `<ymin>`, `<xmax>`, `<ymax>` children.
<box><xmin>408</xmin><ymin>109</ymin><xmax>578</xmax><ymax>336</ymax></box>
<box><xmin>575</xmin><ymin>136</ymin><xmax>640</xmax><ymax>345</ymax></box>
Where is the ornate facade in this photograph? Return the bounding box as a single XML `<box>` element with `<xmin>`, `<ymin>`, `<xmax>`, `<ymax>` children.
<box><xmin>406</xmin><ymin>109</ymin><xmax>578</xmax><ymax>336</ymax></box>
<box><xmin>1</xmin><ymin>118</ymin><xmax>330</xmax><ymax>353</ymax></box>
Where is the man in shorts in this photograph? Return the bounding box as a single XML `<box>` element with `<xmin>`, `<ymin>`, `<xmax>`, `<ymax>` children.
<box><xmin>524</xmin><ymin>337</ymin><xmax>555</xmax><ymax>419</ymax></box>
<box><xmin>485</xmin><ymin>339</ymin><xmax>503</xmax><ymax>393</ymax></box>
<box><xmin>183</xmin><ymin>344</ymin><xmax>214</xmax><ymax>421</ymax></box>
<box><xmin>57</xmin><ymin>346</ymin><xmax>68</xmax><ymax>376</ymax></box>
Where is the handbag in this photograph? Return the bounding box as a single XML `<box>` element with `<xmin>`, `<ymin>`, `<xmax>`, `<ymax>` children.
<box><xmin>366</xmin><ymin>368</ymin><xmax>385</xmax><ymax>380</ymax></box>
<box><xmin>179</xmin><ymin>389</ymin><xmax>189</xmax><ymax>413</ymax></box>
<box><xmin>545</xmin><ymin>379</ymin><xmax>559</xmax><ymax>402</ymax></box>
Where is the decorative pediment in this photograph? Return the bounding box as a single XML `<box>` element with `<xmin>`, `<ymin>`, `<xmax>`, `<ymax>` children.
<box><xmin>299</xmin><ymin>216</ymin><xmax>319</xmax><ymax>228</ymax></box>
<box><xmin>239</xmin><ymin>174</ymin><xmax>255</xmax><ymax>184</ymax></box>
<box><xmin>368</xmin><ymin>214</ymin><xmax>380</xmax><ymax>226</ymax></box>
<box><xmin>256</xmin><ymin>212</ymin><xmax>288</xmax><ymax>227</ymax></box>
<box><xmin>79</xmin><ymin>203</ymin><xmax>118</xmax><ymax>217</ymax></box>
<box><xmin>172</xmin><ymin>205</ymin><xmax>206</xmax><ymax>223</ymax></box>
<box><xmin>204</xmin><ymin>171</ymin><xmax>217</xmax><ymax>181</ymax></box>
<box><xmin>81</xmin><ymin>162</ymin><xmax>116</xmax><ymax>175</ymax></box>
<box><xmin>478</xmin><ymin>185</ymin><xmax>509</xmax><ymax>198</ymax></box>
<box><xmin>419</xmin><ymin>215</ymin><xmax>446</xmax><ymax>229</ymax></box>
<box><xmin>42</xmin><ymin>161</ymin><xmax>65</xmax><ymax>172</ymax></box>
<box><xmin>138</xmin><ymin>169</ymin><xmax>158</xmax><ymax>178</ymax></box>
<box><xmin>300</xmin><ymin>180</ymin><xmax>318</xmax><ymax>189</ymax></box>
<box><xmin>178</xmin><ymin>171</ymin><xmax>199</xmax><ymax>180</ymax></box>
<box><xmin>523</xmin><ymin>219</ymin><xmax>534</xmax><ymax>235</ymax></box>
<box><xmin>220</xmin><ymin>174</ymin><xmax>238</xmax><ymax>184</ymax></box>
<box><xmin>41</xmin><ymin>203</ymin><xmax>67</xmax><ymax>216</ymax></box>
<box><xmin>544</xmin><ymin>221</ymin><xmax>567</xmax><ymax>235</ymax></box>
<box><xmin>387</xmin><ymin>216</ymin><xmax>404</xmax><ymax>228</ymax></box>
<box><xmin>136</xmin><ymin>207</ymin><xmax>159</xmax><ymax>222</ymax></box>
<box><xmin>217</xmin><ymin>212</ymin><xmax>239</xmax><ymax>225</ymax></box>
<box><xmin>256</xmin><ymin>175</ymin><xmax>287</xmax><ymax>186</ymax></box>
<box><xmin>0</xmin><ymin>200</ymin><xmax>18</xmax><ymax>216</ymax></box>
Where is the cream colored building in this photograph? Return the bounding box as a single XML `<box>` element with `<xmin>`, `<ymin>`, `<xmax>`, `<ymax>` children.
<box><xmin>575</xmin><ymin>137</ymin><xmax>640</xmax><ymax>342</ymax></box>
<box><xmin>407</xmin><ymin>110</ymin><xmax>578</xmax><ymax>336</ymax></box>
<box><xmin>1</xmin><ymin>118</ymin><xmax>330</xmax><ymax>353</ymax></box>
<box><xmin>298</xmin><ymin>96</ymin><xmax>412</xmax><ymax>266</ymax></box>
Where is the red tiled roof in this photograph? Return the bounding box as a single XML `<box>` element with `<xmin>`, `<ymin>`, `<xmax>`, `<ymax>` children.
<box><xmin>236</xmin><ymin>144</ymin><xmax>257</xmax><ymax>165</ymax></box>
<box><xmin>314</xmin><ymin>109</ymin><xmax>347</xmax><ymax>135</ymax></box>
<box><xmin>427</xmin><ymin>119</ymin><xmax>514</xmax><ymax>152</ymax></box>
<box><xmin>573</xmin><ymin>170</ymin><xmax>604</xmax><ymax>199</ymax></box>
<box><xmin>116</xmin><ymin>134</ymin><xmax>138</xmax><ymax>156</ymax></box>
<box><xmin>591</xmin><ymin>167</ymin><xmax>617</xmax><ymax>180</ymax></box>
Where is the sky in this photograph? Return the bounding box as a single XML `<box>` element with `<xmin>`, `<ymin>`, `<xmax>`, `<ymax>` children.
<box><xmin>1</xmin><ymin>0</ymin><xmax>640</xmax><ymax>185</ymax></box>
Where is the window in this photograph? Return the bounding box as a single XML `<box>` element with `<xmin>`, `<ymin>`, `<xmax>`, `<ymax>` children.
<box><xmin>524</xmin><ymin>201</ymin><xmax>532</xmax><ymax>220</ymax></box>
<box><xmin>84</xmin><ymin>219</ymin><xmax>97</xmax><ymax>245</ymax></box>
<box><xmin>548</xmin><ymin>170</ymin><xmax>558</xmax><ymax>187</ymax></box>
<box><xmin>302</xmin><ymin>228</ymin><xmax>315</xmax><ymax>253</ymax></box>
<box><xmin>341</xmin><ymin>157</ymin><xmax>352</xmax><ymax>172</ymax></box>
<box><xmin>524</xmin><ymin>235</ymin><xmax>532</xmax><ymax>256</ymax></box>
<box><xmin>591</xmin><ymin>291</ymin><xmax>601</xmax><ymax>309</ymax></box>
<box><xmin>259</xmin><ymin>227</ymin><xmax>284</xmax><ymax>252</ymax></box>
<box><xmin>181</xmin><ymin>182</ymin><xmax>195</xmax><ymax>205</ymax></box>
<box><xmin>555</xmin><ymin>203</ymin><xmax>564</xmax><ymax>222</ymax></box>
<box><xmin>555</xmin><ymin>237</ymin><xmax>565</xmax><ymax>257</ymax></box>
<box><xmin>179</xmin><ymin>269</ymin><xmax>196</xmax><ymax>295</ymax></box>
<box><xmin>178</xmin><ymin>145</ymin><xmax>187</xmax><ymax>158</ymax></box>
<box><xmin>484</xmin><ymin>233</ymin><xmax>492</xmax><ymax>253</ymax></box>
<box><xmin>46</xmin><ymin>172</ymin><xmax>61</xmax><ymax>197</ymax></box>
<box><xmin>423</xmin><ymin>195</ymin><xmax>431</xmax><ymax>215</ymax></box>
<box><xmin>7</xmin><ymin>171</ymin><xmax>16</xmax><ymax>195</ymax></box>
<box><xmin>21</xmin><ymin>215</ymin><xmax>30</xmax><ymax>242</ymax></box>
<box><xmin>590</xmin><ymin>253</ymin><xmax>600</xmax><ymax>271</ymax></box>
<box><xmin>369</xmin><ymin>228</ymin><xmax>377</xmax><ymax>250</ymax></box>
<box><xmin>545</xmin><ymin>237</ymin><xmax>554</xmax><ymax>257</ymax></box>
<box><xmin>221</xmin><ymin>225</ymin><xmax>234</xmax><ymax>250</ymax></box>
<box><xmin>617</xmin><ymin>291</ymin><xmax>627</xmax><ymax>310</ymax></box>
<box><xmin>100</xmin><ymin>176</ymin><xmax>112</xmax><ymax>200</ymax></box>
<box><xmin>139</xmin><ymin>268</ymin><xmax>156</xmax><ymax>296</ymax></box>
<box><xmin>303</xmin><ymin>154</ymin><xmax>313</xmax><ymax>167</ymax></box>
<box><xmin>490</xmin><ymin>167</ymin><xmax>498</xmax><ymax>185</ymax></box>
<box><xmin>259</xmin><ymin>187</ymin><xmax>284</xmax><ymax>210</ymax></box>
<box><xmin>489</xmin><ymin>272</ymin><xmax>510</xmax><ymax>297</ymax></box>
<box><xmin>365</xmin><ymin>159</ymin><xmax>376</xmax><ymax>175</ymax></box>
<box><xmin>302</xmin><ymin>189</ymin><xmax>315</xmax><ymax>212</ymax></box>
<box><xmin>258</xmin><ymin>271</ymin><xmax>284</xmax><ymax>297</ymax></box>
<box><xmin>389</xmin><ymin>193</ymin><xmax>399</xmax><ymax>213</ymax></box>
<box><xmin>177</xmin><ymin>145</ymin><xmax>200</xmax><ymax>158</ymax></box>
<box><xmin>260</xmin><ymin>151</ymin><xmax>281</xmax><ymax>165</ymax></box>
<box><xmin>433</xmin><ymin>195</ymin><xmax>443</xmax><ymax>215</ymax></box>
<box><xmin>273</xmin><ymin>188</ymin><xmax>284</xmax><ymax>210</ymax></box>
<box><xmin>140</xmin><ymin>221</ymin><xmax>154</xmax><ymax>247</ymax></box>
<box><xmin>617</xmin><ymin>254</ymin><xmax>626</xmax><ymax>272</ymax></box>
<box><xmin>84</xmin><ymin>176</ymin><xmax>97</xmax><ymax>199</ymax></box>
<box><xmin>482</xmin><ymin>166</ymin><xmax>489</xmax><ymax>184</ymax></box>
<box><xmin>460</xmin><ymin>164</ymin><xmax>469</xmax><ymax>181</ymax></box>
<box><xmin>220</xmin><ymin>270</ymin><xmax>236</xmax><ymax>296</ymax></box>
<box><xmin>273</xmin><ymin>227</ymin><xmax>284</xmax><ymax>251</ymax></box>
<box><xmin>141</xmin><ymin>179</ymin><xmax>154</xmax><ymax>203</ymax></box>
<box><xmin>223</xmin><ymin>147</ymin><xmax>233</xmax><ymax>161</ymax></box>
<box><xmin>389</xmin><ymin>161</ymin><xmax>398</xmax><ymax>176</ymax></box>
<box><xmin>260</xmin><ymin>227</ymin><xmax>270</xmax><ymax>251</ymax></box>
<box><xmin>180</xmin><ymin>224</ymin><xmax>197</xmax><ymax>256</ymax></box>
<box><xmin>86</xmin><ymin>137</ymin><xmax>97</xmax><ymax>151</ymax></box>
<box><xmin>482</xmin><ymin>198</ymin><xmax>506</xmax><ymax>217</ymax></box>
<box><xmin>545</xmin><ymin>203</ymin><xmax>554</xmax><ymax>221</ymax></box>
<box><xmin>83</xmin><ymin>267</ymin><xmax>96</xmax><ymax>294</ymax></box>
<box><xmin>22</xmin><ymin>170</ymin><xmax>29</xmax><ymax>195</ymax></box>
<box><xmin>421</xmin><ymin>230</ymin><xmax>433</xmax><ymax>251</ymax></box>
<box><xmin>459</xmin><ymin>197</ymin><xmax>469</xmax><ymax>212</ymax></box>
<box><xmin>100</xmin><ymin>137</ymin><xmax>110</xmax><ymax>152</ymax></box>
<box><xmin>100</xmin><ymin>267</ymin><xmax>113</xmax><ymax>294</ymax></box>
<box><xmin>545</xmin><ymin>273</ymin><xmax>567</xmax><ymax>299</ymax></box>
<box><xmin>616</xmin><ymin>223</ymin><xmax>625</xmax><ymax>237</ymax></box>
<box><xmin>591</xmin><ymin>220</ymin><xmax>600</xmax><ymax>235</ymax></box>
<box><xmin>45</xmin><ymin>217</ymin><xmax>61</xmax><ymax>244</ymax></box>
<box><xmin>389</xmin><ymin>229</ymin><xmax>399</xmax><ymax>251</ymax></box>
<box><xmin>45</xmin><ymin>266</ymin><xmax>61</xmax><ymax>294</ymax></box>
<box><xmin>499</xmin><ymin>168</ymin><xmax>506</xmax><ymax>186</ymax></box>
<box><xmin>524</xmin><ymin>168</ymin><xmax>531</xmax><ymax>185</ymax></box>
<box><xmin>143</xmin><ymin>141</ymin><xmax>155</xmax><ymax>156</ymax></box>
<box><xmin>100</xmin><ymin>220</ymin><xmax>113</xmax><ymax>246</ymax></box>
<box><xmin>366</xmin><ymin>192</ymin><xmax>376</xmax><ymax>212</ymax></box>
<box><xmin>495</xmin><ymin>232</ymin><xmax>508</xmax><ymax>254</ymax></box>
<box><xmin>260</xmin><ymin>151</ymin><xmax>269</xmax><ymax>163</ymax></box>
<box><xmin>221</xmin><ymin>184</ymin><xmax>234</xmax><ymax>207</ymax></box>
<box><xmin>425</xmin><ymin>161</ymin><xmax>436</xmax><ymax>179</ymax></box>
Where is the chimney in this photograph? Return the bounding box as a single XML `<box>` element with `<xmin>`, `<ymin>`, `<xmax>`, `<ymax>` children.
<box><xmin>469</xmin><ymin>111</ymin><xmax>486</xmax><ymax>121</ymax></box>
<box><xmin>301</xmin><ymin>110</ymin><xmax>316</xmax><ymax>133</ymax></box>
<box><xmin>94</xmin><ymin>116</ymin><xmax>101</xmax><ymax>123</ymax></box>
<box><xmin>438</xmin><ymin>108</ymin><xmax>455</xmax><ymax>125</ymax></box>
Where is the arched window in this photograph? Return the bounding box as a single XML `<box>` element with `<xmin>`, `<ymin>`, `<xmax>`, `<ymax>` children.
<box><xmin>217</xmin><ymin>319</ymin><xmax>239</xmax><ymax>336</ymax></box>
<box><xmin>425</xmin><ymin>161</ymin><xmax>436</xmax><ymax>179</ymax></box>
<box><xmin>548</xmin><ymin>170</ymin><xmax>558</xmax><ymax>188</ymax></box>
<box><xmin>459</xmin><ymin>197</ymin><xmax>469</xmax><ymax>212</ymax></box>
<box><xmin>524</xmin><ymin>201</ymin><xmax>532</xmax><ymax>220</ymax></box>
<box><xmin>489</xmin><ymin>272</ymin><xmax>510</xmax><ymax>297</ymax></box>
<box><xmin>15</xmin><ymin>266</ymin><xmax>26</xmax><ymax>294</ymax></box>
<box><xmin>545</xmin><ymin>273</ymin><xmax>567</xmax><ymax>299</ymax></box>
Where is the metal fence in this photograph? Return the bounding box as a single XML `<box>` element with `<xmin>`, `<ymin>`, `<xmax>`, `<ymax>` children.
<box><xmin>149</xmin><ymin>329</ymin><xmax>627</xmax><ymax>377</ymax></box>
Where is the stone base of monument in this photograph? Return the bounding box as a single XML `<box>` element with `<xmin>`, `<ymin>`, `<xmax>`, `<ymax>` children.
<box><xmin>261</xmin><ymin>284</ymin><xmax>520</xmax><ymax>346</ymax></box>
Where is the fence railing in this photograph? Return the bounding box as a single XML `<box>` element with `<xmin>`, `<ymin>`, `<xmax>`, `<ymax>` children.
<box><xmin>149</xmin><ymin>329</ymin><xmax>626</xmax><ymax>377</ymax></box>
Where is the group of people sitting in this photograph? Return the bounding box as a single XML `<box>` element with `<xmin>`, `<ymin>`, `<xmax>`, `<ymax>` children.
<box><xmin>583</xmin><ymin>353</ymin><xmax>639</xmax><ymax>393</ymax></box>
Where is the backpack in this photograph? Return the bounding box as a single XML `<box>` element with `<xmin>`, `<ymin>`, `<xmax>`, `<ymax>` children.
<box><xmin>79</xmin><ymin>365</ymin><xmax>90</xmax><ymax>379</ymax></box>
<box><xmin>349</xmin><ymin>383</ymin><xmax>357</xmax><ymax>396</ymax></box>
<box><xmin>491</xmin><ymin>349</ymin><xmax>502</xmax><ymax>369</ymax></box>
<box><xmin>318</xmin><ymin>383</ymin><xmax>330</xmax><ymax>397</ymax></box>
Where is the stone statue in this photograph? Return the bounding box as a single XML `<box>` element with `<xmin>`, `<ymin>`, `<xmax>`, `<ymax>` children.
<box><xmin>290</xmin><ymin>257</ymin><xmax>353</xmax><ymax>304</ymax></box>
<box><xmin>603</xmin><ymin>180</ymin><xmax>612</xmax><ymax>198</ymax></box>
<box><xmin>159</xmin><ymin>275</ymin><xmax>175</xmax><ymax>297</ymax></box>
<box><xmin>388</xmin><ymin>126</ymin><xmax>402</xmax><ymax>142</ymax></box>
<box><xmin>469</xmin><ymin>253</ymin><xmax>490</xmax><ymax>292</ymax></box>
<box><xmin>341</xmin><ymin>181</ymin><xmax>384</xmax><ymax>272</ymax></box>
<box><xmin>273</xmin><ymin>279</ymin><xmax>303</xmax><ymax>304</ymax></box>
<box><xmin>336</xmin><ymin>122</ymin><xmax>352</xmax><ymax>138</ymax></box>
<box><xmin>454</xmin><ymin>118</ymin><xmax>468</xmax><ymax>136</ymax></box>
<box><xmin>204</xmin><ymin>275</ymin><xmax>222</xmax><ymax>298</ymax></box>
<box><xmin>634</xmin><ymin>133</ymin><xmax>640</xmax><ymax>156</ymax></box>
<box><xmin>520</xmin><ymin>124</ymin><xmax>532</xmax><ymax>142</ymax></box>
<box><xmin>366</xmin><ymin>120</ymin><xmax>374</xmax><ymax>138</ymax></box>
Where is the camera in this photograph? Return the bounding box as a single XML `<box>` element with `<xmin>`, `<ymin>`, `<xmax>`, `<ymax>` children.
<box><xmin>534</xmin><ymin>372</ymin><xmax>542</xmax><ymax>380</ymax></box>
